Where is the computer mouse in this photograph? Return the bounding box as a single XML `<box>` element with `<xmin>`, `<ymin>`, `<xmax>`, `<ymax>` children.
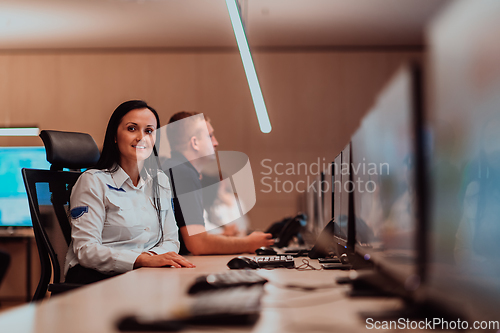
<box><xmin>255</xmin><ymin>247</ymin><xmax>278</xmax><ymax>255</ymax></box>
<box><xmin>227</xmin><ymin>256</ymin><xmax>259</xmax><ymax>269</ymax></box>
<box><xmin>340</xmin><ymin>253</ymin><xmax>350</xmax><ymax>265</ymax></box>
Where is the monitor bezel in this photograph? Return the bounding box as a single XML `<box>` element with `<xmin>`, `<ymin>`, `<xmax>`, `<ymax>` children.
<box><xmin>351</xmin><ymin>63</ymin><xmax>426</xmax><ymax>291</ymax></box>
<box><xmin>333</xmin><ymin>143</ymin><xmax>355</xmax><ymax>253</ymax></box>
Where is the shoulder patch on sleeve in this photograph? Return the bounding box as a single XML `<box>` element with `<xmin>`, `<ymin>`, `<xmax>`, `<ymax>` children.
<box><xmin>71</xmin><ymin>206</ymin><xmax>89</xmax><ymax>219</ymax></box>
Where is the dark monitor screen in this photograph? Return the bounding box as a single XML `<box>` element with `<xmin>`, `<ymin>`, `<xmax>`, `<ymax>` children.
<box><xmin>426</xmin><ymin>1</ymin><xmax>500</xmax><ymax>323</ymax></box>
<box><xmin>351</xmin><ymin>64</ymin><xmax>421</xmax><ymax>286</ymax></box>
<box><xmin>313</xmin><ymin>172</ymin><xmax>324</xmax><ymax>236</ymax></box>
<box><xmin>321</xmin><ymin>164</ymin><xmax>334</xmax><ymax>232</ymax></box>
<box><xmin>339</xmin><ymin>144</ymin><xmax>351</xmax><ymax>241</ymax></box>
<box><xmin>304</xmin><ymin>178</ymin><xmax>317</xmax><ymax>235</ymax></box>
<box><xmin>0</xmin><ymin>147</ymin><xmax>50</xmax><ymax>227</ymax></box>
<box><xmin>316</xmin><ymin>172</ymin><xmax>325</xmax><ymax>232</ymax></box>
<box><xmin>304</xmin><ymin>172</ymin><xmax>324</xmax><ymax>238</ymax></box>
<box><xmin>333</xmin><ymin>152</ymin><xmax>346</xmax><ymax>243</ymax></box>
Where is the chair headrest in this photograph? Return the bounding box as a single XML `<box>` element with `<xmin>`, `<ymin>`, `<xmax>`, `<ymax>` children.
<box><xmin>40</xmin><ymin>130</ymin><xmax>100</xmax><ymax>170</ymax></box>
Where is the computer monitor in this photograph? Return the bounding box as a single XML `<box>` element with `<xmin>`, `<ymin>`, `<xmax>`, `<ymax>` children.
<box><xmin>351</xmin><ymin>63</ymin><xmax>425</xmax><ymax>293</ymax></box>
<box><xmin>333</xmin><ymin>148</ymin><xmax>352</xmax><ymax>253</ymax></box>
<box><xmin>314</xmin><ymin>172</ymin><xmax>324</xmax><ymax>235</ymax></box>
<box><xmin>303</xmin><ymin>172</ymin><xmax>324</xmax><ymax>239</ymax></box>
<box><xmin>308</xmin><ymin>158</ymin><xmax>340</xmax><ymax>258</ymax></box>
<box><xmin>333</xmin><ymin>154</ymin><xmax>342</xmax><ymax>226</ymax></box>
<box><xmin>303</xmin><ymin>179</ymin><xmax>317</xmax><ymax>236</ymax></box>
<box><xmin>324</xmin><ymin>162</ymin><xmax>336</xmax><ymax>223</ymax></box>
<box><xmin>0</xmin><ymin>147</ymin><xmax>51</xmax><ymax>228</ymax></box>
<box><xmin>321</xmin><ymin>168</ymin><xmax>332</xmax><ymax>233</ymax></box>
<box><xmin>425</xmin><ymin>1</ymin><xmax>500</xmax><ymax>324</ymax></box>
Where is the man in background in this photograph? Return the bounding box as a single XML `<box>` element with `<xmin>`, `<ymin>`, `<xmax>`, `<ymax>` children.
<box><xmin>161</xmin><ymin>111</ymin><xmax>273</xmax><ymax>255</ymax></box>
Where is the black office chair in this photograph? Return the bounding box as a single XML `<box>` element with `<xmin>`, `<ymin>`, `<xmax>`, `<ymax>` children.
<box><xmin>22</xmin><ymin>130</ymin><xmax>100</xmax><ymax>301</ymax></box>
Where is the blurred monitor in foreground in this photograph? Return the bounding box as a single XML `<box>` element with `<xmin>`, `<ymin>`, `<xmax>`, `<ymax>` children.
<box><xmin>425</xmin><ymin>0</ymin><xmax>500</xmax><ymax>325</ymax></box>
<box><xmin>351</xmin><ymin>63</ymin><xmax>425</xmax><ymax>294</ymax></box>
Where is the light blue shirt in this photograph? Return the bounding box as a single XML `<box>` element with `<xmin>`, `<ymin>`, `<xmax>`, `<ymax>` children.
<box><xmin>64</xmin><ymin>166</ymin><xmax>179</xmax><ymax>275</ymax></box>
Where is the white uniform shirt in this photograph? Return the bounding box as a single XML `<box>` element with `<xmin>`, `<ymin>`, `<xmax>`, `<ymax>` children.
<box><xmin>64</xmin><ymin>166</ymin><xmax>180</xmax><ymax>275</ymax></box>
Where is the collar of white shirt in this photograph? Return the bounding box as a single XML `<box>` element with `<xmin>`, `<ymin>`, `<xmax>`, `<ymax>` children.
<box><xmin>110</xmin><ymin>165</ymin><xmax>152</xmax><ymax>190</ymax></box>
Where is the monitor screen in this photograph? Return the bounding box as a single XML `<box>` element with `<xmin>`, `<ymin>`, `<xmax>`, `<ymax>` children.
<box><xmin>351</xmin><ymin>64</ymin><xmax>421</xmax><ymax>286</ymax></box>
<box><xmin>321</xmin><ymin>168</ymin><xmax>332</xmax><ymax>233</ymax></box>
<box><xmin>323</xmin><ymin>162</ymin><xmax>334</xmax><ymax>224</ymax></box>
<box><xmin>333</xmin><ymin>153</ymin><xmax>345</xmax><ymax>241</ymax></box>
<box><xmin>0</xmin><ymin>147</ymin><xmax>50</xmax><ymax>227</ymax></box>
<box><xmin>304</xmin><ymin>178</ymin><xmax>317</xmax><ymax>235</ymax></box>
<box><xmin>339</xmin><ymin>144</ymin><xmax>351</xmax><ymax>241</ymax></box>
<box><xmin>306</xmin><ymin>172</ymin><xmax>324</xmax><ymax>237</ymax></box>
<box><xmin>315</xmin><ymin>172</ymin><xmax>324</xmax><ymax>234</ymax></box>
<box><xmin>426</xmin><ymin>0</ymin><xmax>500</xmax><ymax>324</ymax></box>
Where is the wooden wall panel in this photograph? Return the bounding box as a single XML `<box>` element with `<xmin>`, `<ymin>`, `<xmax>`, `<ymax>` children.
<box><xmin>0</xmin><ymin>50</ymin><xmax>421</xmax><ymax>231</ymax></box>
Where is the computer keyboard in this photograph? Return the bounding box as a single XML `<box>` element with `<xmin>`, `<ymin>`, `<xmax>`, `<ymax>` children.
<box><xmin>188</xmin><ymin>285</ymin><xmax>264</xmax><ymax>324</ymax></box>
<box><xmin>227</xmin><ymin>255</ymin><xmax>295</xmax><ymax>269</ymax></box>
<box><xmin>255</xmin><ymin>255</ymin><xmax>295</xmax><ymax>268</ymax></box>
<box><xmin>188</xmin><ymin>270</ymin><xmax>268</xmax><ymax>294</ymax></box>
<box><xmin>117</xmin><ymin>285</ymin><xmax>264</xmax><ymax>331</ymax></box>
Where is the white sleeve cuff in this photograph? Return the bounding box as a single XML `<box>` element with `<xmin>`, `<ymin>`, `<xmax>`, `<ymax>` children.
<box><xmin>113</xmin><ymin>250</ymin><xmax>141</xmax><ymax>273</ymax></box>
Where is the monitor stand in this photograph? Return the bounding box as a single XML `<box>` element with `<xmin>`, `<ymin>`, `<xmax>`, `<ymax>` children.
<box><xmin>336</xmin><ymin>270</ymin><xmax>402</xmax><ymax>298</ymax></box>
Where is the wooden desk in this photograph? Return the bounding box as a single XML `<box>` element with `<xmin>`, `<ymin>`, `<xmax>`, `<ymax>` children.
<box><xmin>0</xmin><ymin>255</ymin><xmax>405</xmax><ymax>333</ymax></box>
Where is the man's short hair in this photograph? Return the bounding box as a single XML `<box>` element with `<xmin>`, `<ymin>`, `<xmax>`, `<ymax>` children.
<box><xmin>167</xmin><ymin>111</ymin><xmax>210</xmax><ymax>153</ymax></box>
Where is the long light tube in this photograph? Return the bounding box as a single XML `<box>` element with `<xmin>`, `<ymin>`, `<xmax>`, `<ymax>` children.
<box><xmin>225</xmin><ymin>0</ymin><xmax>272</xmax><ymax>133</ymax></box>
<box><xmin>0</xmin><ymin>127</ymin><xmax>39</xmax><ymax>136</ymax></box>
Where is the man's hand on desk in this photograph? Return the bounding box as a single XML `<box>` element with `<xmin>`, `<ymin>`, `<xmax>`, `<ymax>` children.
<box><xmin>180</xmin><ymin>225</ymin><xmax>273</xmax><ymax>255</ymax></box>
<box><xmin>245</xmin><ymin>231</ymin><xmax>274</xmax><ymax>253</ymax></box>
<box><xmin>134</xmin><ymin>251</ymin><xmax>196</xmax><ymax>269</ymax></box>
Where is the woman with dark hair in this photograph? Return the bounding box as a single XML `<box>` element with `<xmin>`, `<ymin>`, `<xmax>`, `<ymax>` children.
<box><xmin>65</xmin><ymin>100</ymin><xmax>194</xmax><ymax>285</ymax></box>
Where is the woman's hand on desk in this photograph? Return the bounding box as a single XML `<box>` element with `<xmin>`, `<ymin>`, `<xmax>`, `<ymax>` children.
<box><xmin>134</xmin><ymin>251</ymin><xmax>196</xmax><ymax>269</ymax></box>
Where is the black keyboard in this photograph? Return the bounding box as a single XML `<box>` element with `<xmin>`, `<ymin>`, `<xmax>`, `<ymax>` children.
<box><xmin>255</xmin><ymin>255</ymin><xmax>295</xmax><ymax>268</ymax></box>
<box><xmin>117</xmin><ymin>285</ymin><xmax>264</xmax><ymax>331</ymax></box>
<box><xmin>188</xmin><ymin>270</ymin><xmax>268</xmax><ymax>294</ymax></box>
<box><xmin>188</xmin><ymin>285</ymin><xmax>263</xmax><ymax>324</ymax></box>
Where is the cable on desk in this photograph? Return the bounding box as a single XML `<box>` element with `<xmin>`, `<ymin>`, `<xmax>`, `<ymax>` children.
<box><xmin>295</xmin><ymin>258</ymin><xmax>321</xmax><ymax>271</ymax></box>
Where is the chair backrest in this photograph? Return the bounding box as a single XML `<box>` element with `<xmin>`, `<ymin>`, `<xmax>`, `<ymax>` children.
<box><xmin>23</xmin><ymin>130</ymin><xmax>100</xmax><ymax>301</ymax></box>
<box><xmin>23</xmin><ymin>169</ymin><xmax>81</xmax><ymax>299</ymax></box>
<box><xmin>40</xmin><ymin>130</ymin><xmax>100</xmax><ymax>171</ymax></box>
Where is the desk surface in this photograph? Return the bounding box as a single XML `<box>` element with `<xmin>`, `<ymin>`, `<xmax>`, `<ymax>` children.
<box><xmin>0</xmin><ymin>227</ymin><xmax>34</xmax><ymax>238</ymax></box>
<box><xmin>0</xmin><ymin>255</ymin><xmax>406</xmax><ymax>333</ymax></box>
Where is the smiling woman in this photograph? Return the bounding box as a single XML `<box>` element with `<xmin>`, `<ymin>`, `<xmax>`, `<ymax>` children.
<box><xmin>64</xmin><ymin>100</ymin><xmax>195</xmax><ymax>285</ymax></box>
<box><xmin>115</xmin><ymin>108</ymin><xmax>158</xmax><ymax>185</ymax></box>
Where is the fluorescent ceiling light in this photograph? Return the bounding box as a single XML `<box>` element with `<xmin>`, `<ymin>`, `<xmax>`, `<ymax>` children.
<box><xmin>225</xmin><ymin>0</ymin><xmax>272</xmax><ymax>134</ymax></box>
<box><xmin>0</xmin><ymin>128</ymin><xmax>40</xmax><ymax>136</ymax></box>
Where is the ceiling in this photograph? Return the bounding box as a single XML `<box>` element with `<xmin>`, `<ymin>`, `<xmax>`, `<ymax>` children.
<box><xmin>0</xmin><ymin>0</ymin><xmax>451</xmax><ymax>50</ymax></box>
